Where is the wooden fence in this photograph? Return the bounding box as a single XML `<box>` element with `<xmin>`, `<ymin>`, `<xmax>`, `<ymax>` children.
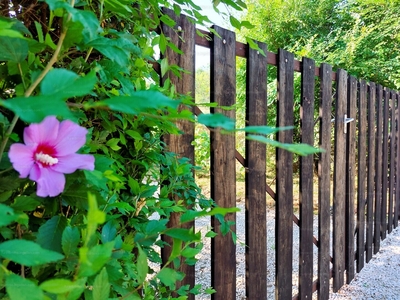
<box><xmin>159</xmin><ymin>8</ymin><xmax>400</xmax><ymax>300</ymax></box>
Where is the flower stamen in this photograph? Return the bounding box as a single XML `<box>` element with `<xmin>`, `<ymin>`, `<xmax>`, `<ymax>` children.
<box><xmin>35</xmin><ymin>152</ymin><xmax>58</xmax><ymax>166</ymax></box>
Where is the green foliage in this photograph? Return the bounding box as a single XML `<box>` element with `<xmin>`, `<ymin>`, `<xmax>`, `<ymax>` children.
<box><xmin>0</xmin><ymin>0</ymin><xmax>321</xmax><ymax>299</ymax></box>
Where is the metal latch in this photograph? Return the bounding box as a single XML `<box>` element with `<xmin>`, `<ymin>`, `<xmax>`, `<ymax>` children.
<box><xmin>344</xmin><ymin>114</ymin><xmax>354</xmax><ymax>134</ymax></box>
<box><xmin>330</xmin><ymin>115</ymin><xmax>354</xmax><ymax>134</ymax></box>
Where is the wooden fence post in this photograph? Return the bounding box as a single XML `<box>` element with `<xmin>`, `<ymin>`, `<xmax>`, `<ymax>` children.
<box><xmin>299</xmin><ymin>56</ymin><xmax>315</xmax><ymax>299</ymax></box>
<box><xmin>318</xmin><ymin>63</ymin><xmax>332</xmax><ymax>300</ymax></box>
<box><xmin>333</xmin><ymin>69</ymin><xmax>347</xmax><ymax>292</ymax></box>
<box><xmin>357</xmin><ymin>80</ymin><xmax>367</xmax><ymax>272</ymax></box>
<box><xmin>276</xmin><ymin>48</ymin><xmax>294</xmax><ymax>299</ymax></box>
<box><xmin>160</xmin><ymin>8</ymin><xmax>196</xmax><ymax>297</ymax></box>
<box><xmin>374</xmin><ymin>84</ymin><xmax>383</xmax><ymax>254</ymax></box>
<box><xmin>395</xmin><ymin>93</ymin><xmax>400</xmax><ymax>226</ymax></box>
<box><xmin>245</xmin><ymin>41</ymin><xmax>268</xmax><ymax>300</ymax></box>
<box><xmin>388</xmin><ymin>91</ymin><xmax>396</xmax><ymax>233</ymax></box>
<box><xmin>210</xmin><ymin>25</ymin><xmax>237</xmax><ymax>300</ymax></box>
<box><xmin>381</xmin><ymin>88</ymin><xmax>390</xmax><ymax>239</ymax></box>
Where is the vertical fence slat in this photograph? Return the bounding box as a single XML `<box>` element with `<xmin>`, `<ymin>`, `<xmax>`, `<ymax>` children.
<box><xmin>345</xmin><ymin>76</ymin><xmax>356</xmax><ymax>283</ymax></box>
<box><xmin>276</xmin><ymin>48</ymin><xmax>294</xmax><ymax>299</ymax></box>
<box><xmin>245</xmin><ymin>41</ymin><xmax>267</xmax><ymax>300</ymax></box>
<box><xmin>366</xmin><ymin>82</ymin><xmax>376</xmax><ymax>262</ymax></box>
<box><xmin>299</xmin><ymin>57</ymin><xmax>315</xmax><ymax>299</ymax></box>
<box><xmin>395</xmin><ymin>92</ymin><xmax>400</xmax><ymax>227</ymax></box>
<box><xmin>388</xmin><ymin>91</ymin><xmax>395</xmax><ymax>233</ymax></box>
<box><xmin>374</xmin><ymin>84</ymin><xmax>383</xmax><ymax>253</ymax></box>
<box><xmin>210</xmin><ymin>25</ymin><xmax>237</xmax><ymax>300</ymax></box>
<box><xmin>357</xmin><ymin>80</ymin><xmax>367</xmax><ymax>272</ymax></box>
<box><xmin>160</xmin><ymin>9</ymin><xmax>196</xmax><ymax>296</ymax></box>
<box><xmin>381</xmin><ymin>88</ymin><xmax>390</xmax><ymax>239</ymax></box>
<box><xmin>333</xmin><ymin>69</ymin><xmax>347</xmax><ymax>292</ymax></box>
<box><xmin>318</xmin><ymin>63</ymin><xmax>332</xmax><ymax>300</ymax></box>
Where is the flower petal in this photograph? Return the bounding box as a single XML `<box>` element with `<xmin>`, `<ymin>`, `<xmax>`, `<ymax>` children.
<box><xmin>52</xmin><ymin>153</ymin><xmax>95</xmax><ymax>174</ymax></box>
<box><xmin>8</xmin><ymin>143</ymin><xmax>35</xmax><ymax>178</ymax></box>
<box><xmin>32</xmin><ymin>167</ymin><xmax>66</xmax><ymax>197</ymax></box>
<box><xmin>52</xmin><ymin>119</ymin><xmax>88</xmax><ymax>156</ymax></box>
<box><xmin>24</xmin><ymin>116</ymin><xmax>59</xmax><ymax>146</ymax></box>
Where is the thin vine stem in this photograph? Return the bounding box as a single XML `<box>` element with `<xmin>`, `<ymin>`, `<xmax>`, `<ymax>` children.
<box><xmin>0</xmin><ymin>0</ymin><xmax>76</xmax><ymax>165</ymax></box>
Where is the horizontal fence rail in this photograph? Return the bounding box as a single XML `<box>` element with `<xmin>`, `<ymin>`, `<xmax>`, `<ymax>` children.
<box><xmin>159</xmin><ymin>8</ymin><xmax>400</xmax><ymax>300</ymax></box>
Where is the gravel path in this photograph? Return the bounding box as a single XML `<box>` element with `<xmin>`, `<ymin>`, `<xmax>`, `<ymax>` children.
<box><xmin>194</xmin><ymin>203</ymin><xmax>400</xmax><ymax>299</ymax></box>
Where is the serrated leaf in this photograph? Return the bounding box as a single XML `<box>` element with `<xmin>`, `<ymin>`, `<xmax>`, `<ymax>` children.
<box><xmin>10</xmin><ymin>196</ymin><xmax>40</xmax><ymax>211</ymax></box>
<box><xmin>145</xmin><ymin>219</ymin><xmax>168</xmax><ymax>235</ymax></box>
<box><xmin>101</xmin><ymin>221</ymin><xmax>117</xmax><ymax>243</ymax></box>
<box><xmin>136</xmin><ymin>245</ymin><xmax>148</xmax><ymax>285</ymax></box>
<box><xmin>197</xmin><ymin>113</ymin><xmax>235</xmax><ymax>131</ymax></box>
<box><xmin>0</xmin><ymin>204</ymin><xmax>18</xmax><ymax>227</ymax></box>
<box><xmin>37</xmin><ymin>215</ymin><xmax>68</xmax><ymax>253</ymax></box>
<box><xmin>156</xmin><ymin>267</ymin><xmax>184</xmax><ymax>289</ymax></box>
<box><xmin>40</xmin><ymin>278</ymin><xmax>81</xmax><ymax>294</ymax></box>
<box><xmin>78</xmin><ymin>242</ymin><xmax>114</xmax><ymax>277</ymax></box>
<box><xmin>40</xmin><ymin>69</ymin><xmax>96</xmax><ymax>98</ymax></box>
<box><xmin>0</xmin><ymin>95</ymin><xmax>74</xmax><ymax>123</ymax></box>
<box><xmin>165</xmin><ymin>228</ymin><xmax>200</xmax><ymax>242</ymax></box>
<box><xmin>92</xmin><ymin>268</ymin><xmax>110</xmax><ymax>300</ymax></box>
<box><xmin>96</xmin><ymin>91</ymin><xmax>179</xmax><ymax>115</ymax></box>
<box><xmin>88</xmin><ymin>37</ymin><xmax>130</xmax><ymax>67</ymax></box>
<box><xmin>6</xmin><ymin>273</ymin><xmax>44</xmax><ymax>300</ymax></box>
<box><xmin>0</xmin><ymin>36</ymin><xmax>28</xmax><ymax>62</ymax></box>
<box><xmin>247</xmin><ymin>135</ymin><xmax>324</xmax><ymax>156</ymax></box>
<box><xmin>62</xmin><ymin>226</ymin><xmax>80</xmax><ymax>256</ymax></box>
<box><xmin>0</xmin><ymin>240</ymin><xmax>64</xmax><ymax>266</ymax></box>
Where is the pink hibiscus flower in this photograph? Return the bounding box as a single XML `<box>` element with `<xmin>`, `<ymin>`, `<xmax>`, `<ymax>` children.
<box><xmin>8</xmin><ymin>116</ymin><xmax>95</xmax><ymax>197</ymax></box>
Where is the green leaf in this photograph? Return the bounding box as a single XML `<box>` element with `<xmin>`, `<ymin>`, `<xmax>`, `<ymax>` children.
<box><xmin>62</xmin><ymin>226</ymin><xmax>80</xmax><ymax>256</ymax></box>
<box><xmin>92</xmin><ymin>268</ymin><xmax>110</xmax><ymax>300</ymax></box>
<box><xmin>70</xmin><ymin>9</ymin><xmax>101</xmax><ymax>42</ymax></box>
<box><xmin>101</xmin><ymin>221</ymin><xmax>117</xmax><ymax>243</ymax></box>
<box><xmin>95</xmin><ymin>91</ymin><xmax>179</xmax><ymax>115</ymax></box>
<box><xmin>156</xmin><ymin>267</ymin><xmax>184</xmax><ymax>289</ymax></box>
<box><xmin>6</xmin><ymin>273</ymin><xmax>44</xmax><ymax>300</ymax></box>
<box><xmin>229</xmin><ymin>15</ymin><xmax>241</xmax><ymax>30</ymax></box>
<box><xmin>165</xmin><ymin>228</ymin><xmax>200</xmax><ymax>242</ymax></box>
<box><xmin>0</xmin><ymin>191</ymin><xmax>12</xmax><ymax>203</ymax></box>
<box><xmin>41</xmin><ymin>69</ymin><xmax>97</xmax><ymax>98</ymax></box>
<box><xmin>88</xmin><ymin>37</ymin><xmax>130</xmax><ymax>67</ymax></box>
<box><xmin>40</xmin><ymin>278</ymin><xmax>81</xmax><ymax>294</ymax></box>
<box><xmin>37</xmin><ymin>215</ymin><xmax>68</xmax><ymax>253</ymax></box>
<box><xmin>0</xmin><ymin>204</ymin><xmax>18</xmax><ymax>227</ymax></box>
<box><xmin>245</xmin><ymin>37</ymin><xmax>266</xmax><ymax>56</ymax></box>
<box><xmin>78</xmin><ymin>242</ymin><xmax>114</xmax><ymax>277</ymax></box>
<box><xmin>181</xmin><ymin>245</ymin><xmax>202</xmax><ymax>258</ymax></box>
<box><xmin>197</xmin><ymin>113</ymin><xmax>235</xmax><ymax>131</ymax></box>
<box><xmin>0</xmin><ymin>36</ymin><xmax>28</xmax><ymax>62</ymax></box>
<box><xmin>136</xmin><ymin>245</ymin><xmax>148</xmax><ymax>285</ymax></box>
<box><xmin>0</xmin><ymin>95</ymin><xmax>74</xmax><ymax>123</ymax></box>
<box><xmin>145</xmin><ymin>219</ymin><xmax>168</xmax><ymax>235</ymax></box>
<box><xmin>236</xmin><ymin>125</ymin><xmax>293</xmax><ymax>135</ymax></box>
<box><xmin>0</xmin><ymin>240</ymin><xmax>64</xmax><ymax>266</ymax></box>
<box><xmin>247</xmin><ymin>135</ymin><xmax>324</xmax><ymax>156</ymax></box>
<box><xmin>106</xmin><ymin>138</ymin><xmax>121</xmax><ymax>151</ymax></box>
<box><xmin>10</xmin><ymin>196</ymin><xmax>40</xmax><ymax>211</ymax></box>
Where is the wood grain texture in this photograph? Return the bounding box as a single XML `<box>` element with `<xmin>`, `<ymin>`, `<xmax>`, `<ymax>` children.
<box><xmin>388</xmin><ymin>91</ymin><xmax>395</xmax><ymax>234</ymax></box>
<box><xmin>299</xmin><ymin>57</ymin><xmax>315</xmax><ymax>299</ymax></box>
<box><xmin>366</xmin><ymin>82</ymin><xmax>376</xmax><ymax>262</ymax></box>
<box><xmin>160</xmin><ymin>9</ymin><xmax>196</xmax><ymax>297</ymax></box>
<box><xmin>245</xmin><ymin>41</ymin><xmax>268</xmax><ymax>300</ymax></box>
<box><xmin>210</xmin><ymin>25</ymin><xmax>237</xmax><ymax>300</ymax></box>
<box><xmin>395</xmin><ymin>93</ymin><xmax>400</xmax><ymax>228</ymax></box>
<box><xmin>374</xmin><ymin>85</ymin><xmax>383</xmax><ymax>254</ymax></box>
<box><xmin>357</xmin><ymin>80</ymin><xmax>367</xmax><ymax>272</ymax></box>
<box><xmin>333</xmin><ymin>69</ymin><xmax>347</xmax><ymax>292</ymax></box>
<box><xmin>275</xmin><ymin>48</ymin><xmax>294</xmax><ymax>300</ymax></box>
<box><xmin>381</xmin><ymin>88</ymin><xmax>390</xmax><ymax>240</ymax></box>
<box><xmin>318</xmin><ymin>63</ymin><xmax>333</xmax><ymax>300</ymax></box>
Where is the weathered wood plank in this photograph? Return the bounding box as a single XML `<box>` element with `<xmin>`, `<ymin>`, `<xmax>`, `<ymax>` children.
<box><xmin>160</xmin><ymin>9</ymin><xmax>196</xmax><ymax>297</ymax></box>
<box><xmin>381</xmin><ymin>88</ymin><xmax>390</xmax><ymax>240</ymax></box>
<box><xmin>210</xmin><ymin>25</ymin><xmax>237</xmax><ymax>300</ymax></box>
<box><xmin>388</xmin><ymin>90</ymin><xmax>395</xmax><ymax>233</ymax></box>
<box><xmin>395</xmin><ymin>92</ymin><xmax>400</xmax><ymax>228</ymax></box>
<box><xmin>318</xmin><ymin>63</ymin><xmax>332</xmax><ymax>300</ymax></box>
<box><xmin>276</xmin><ymin>48</ymin><xmax>294</xmax><ymax>300</ymax></box>
<box><xmin>299</xmin><ymin>57</ymin><xmax>315</xmax><ymax>299</ymax></box>
<box><xmin>333</xmin><ymin>69</ymin><xmax>347</xmax><ymax>292</ymax></box>
<box><xmin>366</xmin><ymin>82</ymin><xmax>376</xmax><ymax>262</ymax></box>
<box><xmin>245</xmin><ymin>41</ymin><xmax>267</xmax><ymax>300</ymax></box>
<box><xmin>357</xmin><ymin>80</ymin><xmax>367</xmax><ymax>272</ymax></box>
<box><xmin>374</xmin><ymin>84</ymin><xmax>383</xmax><ymax>254</ymax></box>
<box><xmin>345</xmin><ymin>76</ymin><xmax>356</xmax><ymax>283</ymax></box>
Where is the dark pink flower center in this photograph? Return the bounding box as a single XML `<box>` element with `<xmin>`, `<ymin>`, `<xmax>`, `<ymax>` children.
<box><xmin>34</xmin><ymin>144</ymin><xmax>58</xmax><ymax>167</ymax></box>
